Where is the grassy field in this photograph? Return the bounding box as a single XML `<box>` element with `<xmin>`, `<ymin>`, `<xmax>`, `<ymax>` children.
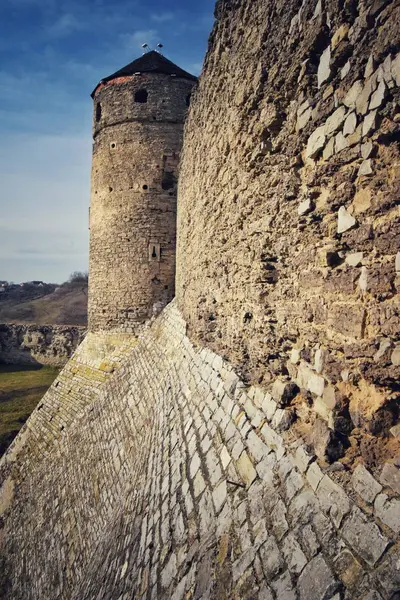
<box><xmin>0</xmin><ymin>364</ymin><xmax>60</xmax><ymax>456</ymax></box>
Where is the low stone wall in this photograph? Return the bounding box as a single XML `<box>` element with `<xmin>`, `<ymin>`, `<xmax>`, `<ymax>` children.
<box><xmin>0</xmin><ymin>324</ymin><xmax>86</xmax><ymax>366</ymax></box>
<box><xmin>1</xmin><ymin>302</ymin><xmax>398</xmax><ymax>599</ymax></box>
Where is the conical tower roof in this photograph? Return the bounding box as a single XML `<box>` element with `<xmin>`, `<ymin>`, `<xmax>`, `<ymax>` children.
<box><xmin>92</xmin><ymin>50</ymin><xmax>197</xmax><ymax>96</ymax></box>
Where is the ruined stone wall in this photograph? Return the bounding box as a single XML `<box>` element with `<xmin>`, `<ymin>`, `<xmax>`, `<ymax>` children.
<box><xmin>88</xmin><ymin>73</ymin><xmax>195</xmax><ymax>332</ymax></box>
<box><xmin>1</xmin><ymin>302</ymin><xmax>399</xmax><ymax>600</ymax></box>
<box><xmin>0</xmin><ymin>324</ymin><xmax>85</xmax><ymax>366</ymax></box>
<box><xmin>177</xmin><ymin>0</ymin><xmax>400</xmax><ymax>463</ymax></box>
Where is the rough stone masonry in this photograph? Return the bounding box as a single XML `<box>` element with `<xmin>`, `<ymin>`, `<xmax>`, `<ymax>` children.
<box><xmin>1</xmin><ymin>0</ymin><xmax>400</xmax><ymax>599</ymax></box>
<box><xmin>177</xmin><ymin>0</ymin><xmax>400</xmax><ymax>466</ymax></box>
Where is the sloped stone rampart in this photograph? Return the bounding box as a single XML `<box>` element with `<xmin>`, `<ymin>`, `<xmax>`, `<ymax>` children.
<box><xmin>1</xmin><ymin>302</ymin><xmax>398</xmax><ymax>599</ymax></box>
<box><xmin>177</xmin><ymin>0</ymin><xmax>400</xmax><ymax>451</ymax></box>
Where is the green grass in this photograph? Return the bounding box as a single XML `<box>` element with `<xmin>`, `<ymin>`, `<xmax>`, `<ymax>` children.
<box><xmin>0</xmin><ymin>364</ymin><xmax>60</xmax><ymax>456</ymax></box>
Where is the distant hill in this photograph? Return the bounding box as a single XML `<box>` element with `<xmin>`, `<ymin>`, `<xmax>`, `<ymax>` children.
<box><xmin>0</xmin><ymin>281</ymin><xmax>88</xmax><ymax>326</ymax></box>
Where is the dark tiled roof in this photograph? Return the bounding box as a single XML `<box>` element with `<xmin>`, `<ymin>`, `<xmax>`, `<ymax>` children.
<box><xmin>92</xmin><ymin>51</ymin><xmax>197</xmax><ymax>96</ymax></box>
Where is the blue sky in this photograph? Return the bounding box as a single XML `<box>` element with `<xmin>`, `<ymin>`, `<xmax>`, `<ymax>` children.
<box><xmin>0</xmin><ymin>0</ymin><xmax>214</xmax><ymax>284</ymax></box>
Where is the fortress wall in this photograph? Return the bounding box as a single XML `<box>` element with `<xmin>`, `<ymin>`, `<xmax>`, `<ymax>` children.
<box><xmin>88</xmin><ymin>74</ymin><xmax>194</xmax><ymax>332</ymax></box>
<box><xmin>0</xmin><ymin>324</ymin><xmax>85</xmax><ymax>366</ymax></box>
<box><xmin>1</xmin><ymin>302</ymin><xmax>399</xmax><ymax>599</ymax></box>
<box><xmin>177</xmin><ymin>0</ymin><xmax>400</xmax><ymax>453</ymax></box>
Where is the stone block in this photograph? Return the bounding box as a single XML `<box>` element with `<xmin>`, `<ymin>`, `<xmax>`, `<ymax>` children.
<box><xmin>343</xmin><ymin>80</ymin><xmax>363</xmax><ymax>109</ymax></box>
<box><xmin>306</xmin><ymin>461</ymin><xmax>324</xmax><ymax>491</ymax></box>
<box><xmin>236</xmin><ymin>451</ymin><xmax>257</xmax><ymax>487</ymax></box>
<box><xmin>335</xmin><ymin>131</ymin><xmax>349</xmax><ymax>153</ymax></box>
<box><xmin>376</xmin><ymin>546</ymin><xmax>400</xmax><ymax>597</ymax></box>
<box><xmin>318</xmin><ymin>46</ymin><xmax>331</xmax><ymax>88</ymax></box>
<box><xmin>261</xmin><ymin>394</ymin><xmax>277</xmax><ymax>421</ymax></box>
<box><xmin>271</xmin><ymin>570</ymin><xmax>297</xmax><ymax>600</ymax></box>
<box><xmin>362</xmin><ymin>109</ymin><xmax>377</xmax><ymax>137</ymax></box>
<box><xmin>343</xmin><ymin>111</ymin><xmax>357</xmax><ymax>136</ymax></box>
<box><xmin>358</xmin><ymin>159</ymin><xmax>373</xmax><ymax>176</ymax></box>
<box><xmin>369</xmin><ymin>80</ymin><xmax>386</xmax><ymax>110</ymax></box>
<box><xmin>296</xmin><ymin>107</ymin><xmax>312</xmax><ymax>132</ymax></box>
<box><xmin>333</xmin><ymin>549</ymin><xmax>364</xmax><ymax>590</ymax></box>
<box><xmin>374</xmin><ymin>493</ymin><xmax>400</xmax><ymax>534</ymax></box>
<box><xmin>306</xmin><ymin>126</ymin><xmax>326</xmax><ymax>159</ymax></box>
<box><xmin>379</xmin><ymin>462</ymin><xmax>400</xmax><ymax>495</ymax></box>
<box><xmin>332</xmin><ymin>24</ymin><xmax>349</xmax><ymax>49</ymax></box>
<box><xmin>298</xmin><ymin>197</ymin><xmax>313</xmax><ymax>216</ymax></box>
<box><xmin>345</xmin><ymin>252</ymin><xmax>363</xmax><ymax>266</ymax></box>
<box><xmin>361</xmin><ymin>140</ymin><xmax>373</xmax><ymax>159</ymax></box>
<box><xmin>323</xmin><ymin>136</ymin><xmax>335</xmax><ymax>160</ymax></box>
<box><xmin>232</xmin><ymin>546</ymin><xmax>256</xmax><ymax>583</ymax></box>
<box><xmin>259</xmin><ymin>535</ymin><xmax>283</xmax><ymax>579</ymax></box>
<box><xmin>247</xmin><ymin>431</ymin><xmax>269</xmax><ymax>463</ymax></box>
<box><xmin>307</xmin><ymin>374</ymin><xmax>325</xmax><ymax>396</ymax></box>
<box><xmin>285</xmin><ymin>468</ymin><xmax>304</xmax><ymax>502</ymax></box>
<box><xmin>337</xmin><ymin>206</ymin><xmax>356</xmax><ymax>234</ymax></box>
<box><xmin>294</xmin><ymin>445</ymin><xmax>314</xmax><ymax>473</ymax></box>
<box><xmin>316</xmin><ymin>475</ymin><xmax>350</xmax><ymax>527</ymax></box>
<box><xmin>298</xmin><ymin>554</ymin><xmax>338</xmax><ymax>600</ymax></box>
<box><xmin>212</xmin><ymin>480</ymin><xmax>227</xmax><ymax>514</ymax></box>
<box><xmin>351</xmin><ymin>463</ymin><xmax>382</xmax><ymax>503</ymax></box>
<box><xmin>342</xmin><ymin>506</ymin><xmax>389</xmax><ymax>566</ymax></box>
<box><xmin>271</xmin><ymin>499</ymin><xmax>289</xmax><ymax>540</ymax></box>
<box><xmin>324</xmin><ymin>106</ymin><xmax>347</xmax><ymax>137</ymax></box>
<box><xmin>391</xmin><ymin>345</ymin><xmax>400</xmax><ymax>366</ymax></box>
<box><xmin>282</xmin><ymin>533</ymin><xmax>308</xmax><ymax>574</ymax></box>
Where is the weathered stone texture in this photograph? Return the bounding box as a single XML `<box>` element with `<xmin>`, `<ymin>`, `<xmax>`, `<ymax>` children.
<box><xmin>89</xmin><ymin>72</ymin><xmax>195</xmax><ymax>332</ymax></box>
<box><xmin>0</xmin><ymin>323</ymin><xmax>85</xmax><ymax>366</ymax></box>
<box><xmin>1</xmin><ymin>303</ymin><xmax>399</xmax><ymax>599</ymax></box>
<box><xmin>177</xmin><ymin>0</ymin><xmax>400</xmax><ymax>452</ymax></box>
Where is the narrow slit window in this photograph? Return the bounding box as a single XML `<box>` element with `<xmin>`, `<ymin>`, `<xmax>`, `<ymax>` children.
<box><xmin>135</xmin><ymin>89</ymin><xmax>148</xmax><ymax>103</ymax></box>
<box><xmin>148</xmin><ymin>242</ymin><xmax>161</xmax><ymax>262</ymax></box>
<box><xmin>95</xmin><ymin>102</ymin><xmax>102</xmax><ymax>122</ymax></box>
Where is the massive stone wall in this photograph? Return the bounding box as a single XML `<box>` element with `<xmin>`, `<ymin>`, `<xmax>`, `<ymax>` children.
<box><xmin>88</xmin><ymin>73</ymin><xmax>195</xmax><ymax>332</ymax></box>
<box><xmin>177</xmin><ymin>0</ymin><xmax>400</xmax><ymax>463</ymax></box>
<box><xmin>0</xmin><ymin>324</ymin><xmax>85</xmax><ymax>366</ymax></box>
<box><xmin>1</xmin><ymin>302</ymin><xmax>399</xmax><ymax>599</ymax></box>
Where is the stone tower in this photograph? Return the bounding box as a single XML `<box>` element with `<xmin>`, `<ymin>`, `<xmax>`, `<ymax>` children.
<box><xmin>88</xmin><ymin>51</ymin><xmax>197</xmax><ymax>332</ymax></box>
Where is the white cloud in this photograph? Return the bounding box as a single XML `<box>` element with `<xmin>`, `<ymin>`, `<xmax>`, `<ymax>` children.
<box><xmin>47</xmin><ymin>13</ymin><xmax>82</xmax><ymax>37</ymax></box>
<box><xmin>150</xmin><ymin>12</ymin><xmax>174</xmax><ymax>23</ymax></box>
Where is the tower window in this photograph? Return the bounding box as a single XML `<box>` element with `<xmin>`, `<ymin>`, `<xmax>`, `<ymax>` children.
<box><xmin>95</xmin><ymin>103</ymin><xmax>102</xmax><ymax>122</ymax></box>
<box><xmin>135</xmin><ymin>89</ymin><xmax>148</xmax><ymax>103</ymax></box>
<box><xmin>186</xmin><ymin>94</ymin><xmax>191</xmax><ymax>107</ymax></box>
<box><xmin>162</xmin><ymin>171</ymin><xmax>176</xmax><ymax>191</ymax></box>
<box><xmin>148</xmin><ymin>242</ymin><xmax>161</xmax><ymax>262</ymax></box>
<box><xmin>110</xmin><ymin>142</ymin><xmax>117</xmax><ymax>149</ymax></box>
<box><xmin>143</xmin><ymin>184</ymin><xmax>148</xmax><ymax>190</ymax></box>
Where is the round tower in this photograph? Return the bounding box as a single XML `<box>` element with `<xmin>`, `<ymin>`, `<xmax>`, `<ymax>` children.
<box><xmin>88</xmin><ymin>51</ymin><xmax>197</xmax><ymax>332</ymax></box>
